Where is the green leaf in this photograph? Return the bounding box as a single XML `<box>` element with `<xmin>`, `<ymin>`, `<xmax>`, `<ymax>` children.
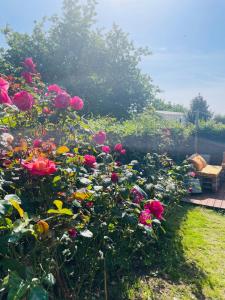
<box><xmin>52</xmin><ymin>175</ymin><xmax>61</xmax><ymax>183</ymax></box>
<box><xmin>47</xmin><ymin>200</ymin><xmax>73</xmax><ymax>216</ymax></box>
<box><xmin>28</xmin><ymin>286</ymin><xmax>48</xmax><ymax>300</ymax></box>
<box><xmin>4</xmin><ymin>194</ymin><xmax>21</xmax><ymax>204</ymax></box>
<box><xmin>53</xmin><ymin>200</ymin><xmax>63</xmax><ymax>210</ymax></box>
<box><xmin>7</xmin><ymin>272</ymin><xmax>28</xmax><ymax>300</ymax></box>
<box><xmin>43</xmin><ymin>273</ymin><xmax>56</xmax><ymax>287</ymax></box>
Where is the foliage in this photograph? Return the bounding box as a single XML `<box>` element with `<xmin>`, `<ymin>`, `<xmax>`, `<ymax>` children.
<box><xmin>214</xmin><ymin>114</ymin><xmax>225</xmax><ymax>124</ymax></box>
<box><xmin>0</xmin><ymin>0</ymin><xmax>155</xmax><ymax>119</ymax></box>
<box><xmin>0</xmin><ymin>60</ymin><xmax>188</xmax><ymax>299</ymax></box>
<box><xmin>187</xmin><ymin>94</ymin><xmax>213</xmax><ymax>123</ymax></box>
<box><xmin>151</xmin><ymin>98</ymin><xmax>187</xmax><ymax>113</ymax></box>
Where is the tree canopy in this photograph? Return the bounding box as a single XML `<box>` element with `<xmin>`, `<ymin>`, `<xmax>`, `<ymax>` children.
<box><xmin>0</xmin><ymin>0</ymin><xmax>155</xmax><ymax>118</ymax></box>
<box><xmin>187</xmin><ymin>94</ymin><xmax>212</xmax><ymax>123</ymax></box>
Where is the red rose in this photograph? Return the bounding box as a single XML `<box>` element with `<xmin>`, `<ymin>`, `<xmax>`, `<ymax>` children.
<box><xmin>84</xmin><ymin>155</ymin><xmax>96</xmax><ymax>168</ymax></box>
<box><xmin>22</xmin><ymin>72</ymin><xmax>32</xmax><ymax>84</ymax></box>
<box><xmin>70</xmin><ymin>96</ymin><xmax>84</xmax><ymax>110</ymax></box>
<box><xmin>54</xmin><ymin>93</ymin><xmax>70</xmax><ymax>109</ymax></box>
<box><xmin>13</xmin><ymin>91</ymin><xmax>34</xmax><ymax>111</ymax></box>
<box><xmin>93</xmin><ymin>131</ymin><xmax>106</xmax><ymax>144</ymax></box>
<box><xmin>102</xmin><ymin>145</ymin><xmax>111</xmax><ymax>153</ymax></box>
<box><xmin>144</xmin><ymin>200</ymin><xmax>164</xmax><ymax>220</ymax></box>
<box><xmin>23</xmin><ymin>57</ymin><xmax>36</xmax><ymax>73</ymax></box>
<box><xmin>22</xmin><ymin>158</ymin><xmax>57</xmax><ymax>176</ymax></box>
<box><xmin>114</xmin><ymin>143</ymin><xmax>123</xmax><ymax>152</ymax></box>
<box><xmin>111</xmin><ymin>172</ymin><xmax>119</xmax><ymax>183</ymax></box>
<box><xmin>0</xmin><ymin>89</ymin><xmax>12</xmax><ymax>105</ymax></box>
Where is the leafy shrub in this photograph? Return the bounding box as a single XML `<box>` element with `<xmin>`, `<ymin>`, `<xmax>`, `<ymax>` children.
<box><xmin>0</xmin><ymin>59</ymin><xmax>188</xmax><ymax>299</ymax></box>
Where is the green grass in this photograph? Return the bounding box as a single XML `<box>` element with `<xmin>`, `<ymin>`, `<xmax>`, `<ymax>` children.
<box><xmin>120</xmin><ymin>205</ymin><xmax>225</xmax><ymax>300</ymax></box>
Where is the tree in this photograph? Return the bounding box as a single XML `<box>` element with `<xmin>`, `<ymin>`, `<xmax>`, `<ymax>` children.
<box><xmin>187</xmin><ymin>94</ymin><xmax>212</xmax><ymax>123</ymax></box>
<box><xmin>0</xmin><ymin>0</ymin><xmax>155</xmax><ymax>118</ymax></box>
<box><xmin>151</xmin><ymin>98</ymin><xmax>187</xmax><ymax>113</ymax></box>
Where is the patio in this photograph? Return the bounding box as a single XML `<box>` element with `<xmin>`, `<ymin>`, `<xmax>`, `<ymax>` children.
<box><xmin>183</xmin><ymin>184</ymin><xmax>225</xmax><ymax>209</ymax></box>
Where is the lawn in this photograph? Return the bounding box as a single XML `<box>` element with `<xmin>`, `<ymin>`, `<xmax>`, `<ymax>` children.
<box><xmin>117</xmin><ymin>204</ymin><xmax>225</xmax><ymax>300</ymax></box>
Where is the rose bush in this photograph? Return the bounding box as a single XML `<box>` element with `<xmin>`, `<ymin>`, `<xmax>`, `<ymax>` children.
<box><xmin>0</xmin><ymin>59</ymin><xmax>189</xmax><ymax>299</ymax></box>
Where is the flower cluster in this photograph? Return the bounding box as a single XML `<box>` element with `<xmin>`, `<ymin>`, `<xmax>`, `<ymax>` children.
<box><xmin>0</xmin><ymin>57</ymin><xmax>186</xmax><ymax>299</ymax></box>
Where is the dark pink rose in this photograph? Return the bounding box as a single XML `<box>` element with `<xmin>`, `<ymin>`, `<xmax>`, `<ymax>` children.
<box><xmin>54</xmin><ymin>93</ymin><xmax>70</xmax><ymax>109</ymax></box>
<box><xmin>22</xmin><ymin>72</ymin><xmax>32</xmax><ymax>84</ymax></box>
<box><xmin>0</xmin><ymin>77</ymin><xmax>9</xmax><ymax>91</ymax></box>
<box><xmin>102</xmin><ymin>145</ymin><xmax>111</xmax><ymax>153</ymax></box>
<box><xmin>33</xmin><ymin>139</ymin><xmax>42</xmax><ymax>148</ymax></box>
<box><xmin>23</xmin><ymin>57</ymin><xmax>36</xmax><ymax>73</ymax></box>
<box><xmin>114</xmin><ymin>143</ymin><xmax>123</xmax><ymax>152</ymax></box>
<box><xmin>0</xmin><ymin>89</ymin><xmax>12</xmax><ymax>105</ymax></box>
<box><xmin>139</xmin><ymin>209</ymin><xmax>152</xmax><ymax>227</ymax></box>
<box><xmin>84</xmin><ymin>155</ymin><xmax>96</xmax><ymax>168</ymax></box>
<box><xmin>86</xmin><ymin>201</ymin><xmax>94</xmax><ymax>208</ymax></box>
<box><xmin>93</xmin><ymin>131</ymin><xmax>106</xmax><ymax>144</ymax></box>
<box><xmin>111</xmin><ymin>172</ymin><xmax>119</xmax><ymax>183</ymax></box>
<box><xmin>22</xmin><ymin>158</ymin><xmax>57</xmax><ymax>176</ymax></box>
<box><xmin>13</xmin><ymin>91</ymin><xmax>34</xmax><ymax>111</ymax></box>
<box><xmin>131</xmin><ymin>187</ymin><xmax>144</xmax><ymax>204</ymax></box>
<box><xmin>48</xmin><ymin>84</ymin><xmax>63</xmax><ymax>94</ymax></box>
<box><xmin>144</xmin><ymin>200</ymin><xmax>164</xmax><ymax>220</ymax></box>
<box><xmin>68</xmin><ymin>228</ymin><xmax>78</xmax><ymax>238</ymax></box>
<box><xmin>70</xmin><ymin>96</ymin><xmax>84</xmax><ymax>110</ymax></box>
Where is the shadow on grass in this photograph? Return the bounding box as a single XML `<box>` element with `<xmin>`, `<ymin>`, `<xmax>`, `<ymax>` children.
<box><xmin>109</xmin><ymin>203</ymin><xmax>209</xmax><ymax>300</ymax></box>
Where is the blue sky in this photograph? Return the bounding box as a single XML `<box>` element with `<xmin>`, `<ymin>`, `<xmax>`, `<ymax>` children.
<box><xmin>0</xmin><ymin>0</ymin><xmax>225</xmax><ymax>113</ymax></box>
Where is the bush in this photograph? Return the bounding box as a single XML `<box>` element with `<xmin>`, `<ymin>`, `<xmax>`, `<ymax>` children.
<box><xmin>0</xmin><ymin>59</ymin><xmax>188</xmax><ymax>299</ymax></box>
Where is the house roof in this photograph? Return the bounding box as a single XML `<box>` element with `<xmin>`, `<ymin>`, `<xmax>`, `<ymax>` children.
<box><xmin>156</xmin><ymin>110</ymin><xmax>185</xmax><ymax>116</ymax></box>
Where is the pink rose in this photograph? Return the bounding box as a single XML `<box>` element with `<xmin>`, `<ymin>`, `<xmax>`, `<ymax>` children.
<box><xmin>13</xmin><ymin>91</ymin><xmax>34</xmax><ymax>111</ymax></box>
<box><xmin>0</xmin><ymin>77</ymin><xmax>9</xmax><ymax>91</ymax></box>
<box><xmin>22</xmin><ymin>72</ymin><xmax>32</xmax><ymax>84</ymax></box>
<box><xmin>23</xmin><ymin>57</ymin><xmax>36</xmax><ymax>73</ymax></box>
<box><xmin>33</xmin><ymin>139</ymin><xmax>42</xmax><ymax>148</ymax></box>
<box><xmin>120</xmin><ymin>149</ymin><xmax>126</xmax><ymax>155</ymax></box>
<box><xmin>111</xmin><ymin>172</ymin><xmax>119</xmax><ymax>183</ymax></box>
<box><xmin>93</xmin><ymin>131</ymin><xmax>106</xmax><ymax>144</ymax></box>
<box><xmin>22</xmin><ymin>158</ymin><xmax>57</xmax><ymax>176</ymax></box>
<box><xmin>114</xmin><ymin>143</ymin><xmax>123</xmax><ymax>152</ymax></box>
<box><xmin>70</xmin><ymin>96</ymin><xmax>84</xmax><ymax>110</ymax></box>
<box><xmin>54</xmin><ymin>93</ymin><xmax>70</xmax><ymax>109</ymax></box>
<box><xmin>84</xmin><ymin>155</ymin><xmax>96</xmax><ymax>168</ymax></box>
<box><xmin>48</xmin><ymin>84</ymin><xmax>63</xmax><ymax>94</ymax></box>
<box><xmin>102</xmin><ymin>145</ymin><xmax>111</xmax><ymax>153</ymax></box>
<box><xmin>139</xmin><ymin>209</ymin><xmax>152</xmax><ymax>227</ymax></box>
<box><xmin>144</xmin><ymin>200</ymin><xmax>164</xmax><ymax>220</ymax></box>
<box><xmin>0</xmin><ymin>89</ymin><xmax>12</xmax><ymax>105</ymax></box>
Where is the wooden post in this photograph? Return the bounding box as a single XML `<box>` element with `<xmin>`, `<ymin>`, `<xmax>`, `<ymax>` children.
<box><xmin>195</xmin><ymin>110</ymin><xmax>199</xmax><ymax>153</ymax></box>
